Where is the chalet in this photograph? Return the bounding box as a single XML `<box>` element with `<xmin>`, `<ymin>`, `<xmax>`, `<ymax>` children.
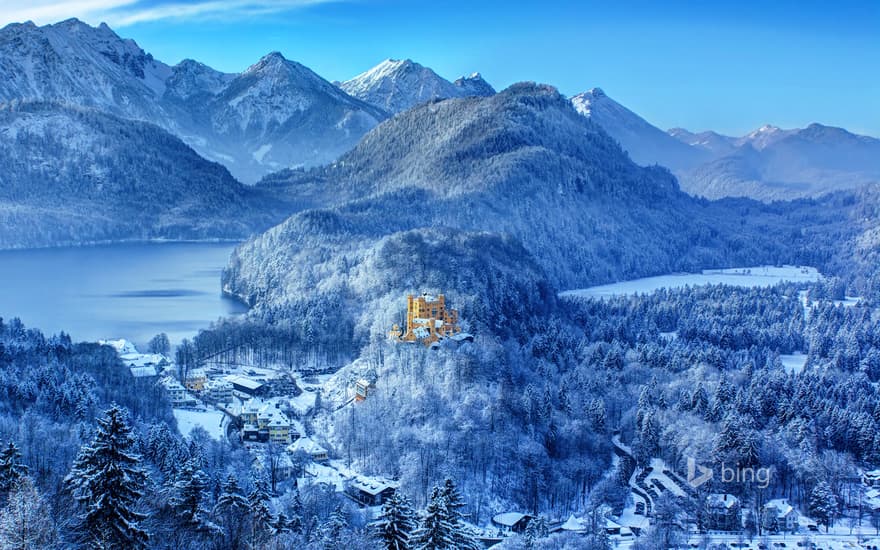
<box><xmin>763</xmin><ymin>498</ymin><xmax>799</xmax><ymax>532</ymax></box>
<box><xmin>204</xmin><ymin>379</ymin><xmax>234</xmax><ymax>404</ymax></box>
<box><xmin>160</xmin><ymin>377</ymin><xmax>196</xmax><ymax>407</ymax></box>
<box><xmin>239</xmin><ymin>398</ymin><xmax>299</xmax><ymax>444</ymax></box>
<box><xmin>705</xmin><ymin>493</ymin><xmax>741</xmax><ymax>531</ymax></box>
<box><xmin>345</xmin><ymin>476</ymin><xmax>399</xmax><ymax>507</ymax></box>
<box><xmin>492</xmin><ymin>512</ymin><xmax>532</xmax><ymax>534</ymax></box>
<box><xmin>288</xmin><ymin>437</ymin><xmax>328</xmax><ymax>462</ymax></box>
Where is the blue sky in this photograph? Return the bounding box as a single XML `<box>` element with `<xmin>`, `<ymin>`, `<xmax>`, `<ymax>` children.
<box><xmin>5</xmin><ymin>0</ymin><xmax>879</xmax><ymax>136</ymax></box>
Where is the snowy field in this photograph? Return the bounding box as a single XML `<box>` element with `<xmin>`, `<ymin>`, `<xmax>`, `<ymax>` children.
<box><xmin>173</xmin><ymin>407</ymin><xmax>226</xmax><ymax>440</ymax></box>
<box><xmin>779</xmin><ymin>353</ymin><xmax>809</xmax><ymax>374</ymax></box>
<box><xmin>561</xmin><ymin>265</ymin><xmax>822</xmax><ymax>299</ymax></box>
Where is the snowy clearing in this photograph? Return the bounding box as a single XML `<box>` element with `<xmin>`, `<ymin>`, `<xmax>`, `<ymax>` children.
<box><xmin>561</xmin><ymin>265</ymin><xmax>821</xmax><ymax>299</ymax></box>
<box><xmin>173</xmin><ymin>407</ymin><xmax>226</xmax><ymax>440</ymax></box>
<box><xmin>779</xmin><ymin>353</ymin><xmax>809</xmax><ymax>373</ymax></box>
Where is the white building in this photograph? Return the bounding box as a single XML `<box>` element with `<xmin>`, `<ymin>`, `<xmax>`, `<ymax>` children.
<box><xmin>764</xmin><ymin>498</ymin><xmax>798</xmax><ymax>531</ymax></box>
<box><xmin>204</xmin><ymin>379</ymin><xmax>234</xmax><ymax>404</ymax></box>
<box><xmin>161</xmin><ymin>377</ymin><xmax>195</xmax><ymax>407</ymax></box>
<box><xmin>288</xmin><ymin>437</ymin><xmax>328</xmax><ymax>462</ymax></box>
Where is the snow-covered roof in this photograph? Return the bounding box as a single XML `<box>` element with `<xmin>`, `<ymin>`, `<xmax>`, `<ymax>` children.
<box><xmin>120</xmin><ymin>352</ymin><xmax>167</xmax><ymax>367</ymax></box>
<box><xmin>492</xmin><ymin>512</ymin><xmax>528</xmax><ymax>527</ymax></box>
<box><xmin>348</xmin><ymin>476</ymin><xmax>398</xmax><ymax>496</ymax></box>
<box><xmin>707</xmin><ymin>493</ymin><xmax>739</xmax><ymax>509</ymax></box>
<box><xmin>559</xmin><ymin>515</ymin><xmax>585</xmax><ymax>532</ymax></box>
<box><xmin>225</xmin><ymin>375</ymin><xmax>264</xmax><ymax>391</ymax></box>
<box><xmin>161</xmin><ymin>376</ymin><xmax>185</xmax><ymax>391</ymax></box>
<box><xmin>130</xmin><ymin>366</ymin><xmax>158</xmax><ymax>378</ymax></box>
<box><xmin>765</xmin><ymin>499</ymin><xmax>796</xmax><ymax>518</ymax></box>
<box><xmin>288</xmin><ymin>437</ymin><xmax>327</xmax><ymax>456</ymax></box>
<box><xmin>100</xmin><ymin>338</ymin><xmax>138</xmax><ymax>355</ymax></box>
<box><xmin>865</xmin><ymin>469</ymin><xmax>880</xmax><ymax>478</ymax></box>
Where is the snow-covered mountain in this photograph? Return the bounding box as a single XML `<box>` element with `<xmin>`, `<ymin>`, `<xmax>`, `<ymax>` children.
<box><xmin>0</xmin><ymin>102</ymin><xmax>286</xmax><ymax>249</ymax></box>
<box><xmin>672</xmin><ymin>123</ymin><xmax>880</xmax><ymax>200</ymax></box>
<box><xmin>340</xmin><ymin>59</ymin><xmax>494</xmax><ymax>114</ymax></box>
<box><xmin>570</xmin><ymin>87</ymin><xmax>709</xmax><ymax>170</ymax></box>
<box><xmin>567</xmin><ymin>84</ymin><xmax>880</xmax><ymax>201</ymax></box>
<box><xmin>0</xmin><ymin>19</ymin><xmax>386</xmax><ymax>183</ymax></box>
<box><xmin>230</xmin><ymin>83</ymin><xmax>824</xmax><ymax>319</ymax></box>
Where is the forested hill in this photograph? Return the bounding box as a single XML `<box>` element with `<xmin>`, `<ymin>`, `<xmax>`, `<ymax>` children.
<box><xmin>0</xmin><ymin>101</ymin><xmax>290</xmax><ymax>249</ymax></box>
<box><xmin>229</xmin><ymin>83</ymin><xmax>868</xmax><ymax>331</ymax></box>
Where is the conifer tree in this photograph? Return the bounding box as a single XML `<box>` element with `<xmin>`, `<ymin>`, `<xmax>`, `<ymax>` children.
<box><xmin>213</xmin><ymin>474</ymin><xmax>250</xmax><ymax>550</ymax></box>
<box><xmin>63</xmin><ymin>405</ymin><xmax>150</xmax><ymax>549</ymax></box>
<box><xmin>248</xmin><ymin>478</ymin><xmax>275</xmax><ymax>548</ymax></box>
<box><xmin>372</xmin><ymin>490</ymin><xmax>416</xmax><ymax>550</ymax></box>
<box><xmin>168</xmin><ymin>459</ymin><xmax>217</xmax><ymax>536</ymax></box>
<box><xmin>0</xmin><ymin>441</ymin><xmax>28</xmax><ymax>498</ymax></box>
<box><xmin>411</xmin><ymin>488</ymin><xmax>454</xmax><ymax>550</ymax></box>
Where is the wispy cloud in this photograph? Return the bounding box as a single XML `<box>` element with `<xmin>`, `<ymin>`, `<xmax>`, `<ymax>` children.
<box><xmin>0</xmin><ymin>0</ymin><xmax>340</xmax><ymax>28</ymax></box>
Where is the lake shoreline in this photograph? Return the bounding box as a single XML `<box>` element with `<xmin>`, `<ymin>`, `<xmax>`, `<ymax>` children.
<box><xmin>0</xmin><ymin>237</ymin><xmax>246</xmax><ymax>253</ymax></box>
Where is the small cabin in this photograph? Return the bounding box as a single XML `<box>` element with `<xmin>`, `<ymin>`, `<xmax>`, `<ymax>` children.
<box><xmin>492</xmin><ymin>512</ymin><xmax>532</xmax><ymax>534</ymax></box>
<box><xmin>355</xmin><ymin>379</ymin><xmax>374</xmax><ymax>401</ymax></box>
<box><xmin>345</xmin><ymin>476</ymin><xmax>399</xmax><ymax>507</ymax></box>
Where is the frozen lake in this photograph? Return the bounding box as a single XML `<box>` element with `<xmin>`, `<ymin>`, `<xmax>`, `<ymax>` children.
<box><xmin>561</xmin><ymin>265</ymin><xmax>822</xmax><ymax>300</ymax></box>
<box><xmin>0</xmin><ymin>242</ymin><xmax>247</xmax><ymax>347</ymax></box>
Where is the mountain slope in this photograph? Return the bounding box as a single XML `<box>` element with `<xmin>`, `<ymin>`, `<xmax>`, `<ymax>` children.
<box><xmin>0</xmin><ymin>102</ymin><xmax>285</xmax><ymax>248</ymax></box>
<box><xmin>0</xmin><ymin>20</ymin><xmax>386</xmax><ymax>183</ymax></box>
<box><xmin>176</xmin><ymin>52</ymin><xmax>387</xmax><ymax>182</ymax></box>
<box><xmin>340</xmin><ymin>59</ymin><xmax>494</xmax><ymax>114</ymax></box>
<box><xmin>570</xmin><ymin>87</ymin><xmax>709</xmax><ymax>170</ymax></box>
<box><xmin>228</xmin><ymin>84</ymin><xmax>857</xmax><ymax>342</ymax></box>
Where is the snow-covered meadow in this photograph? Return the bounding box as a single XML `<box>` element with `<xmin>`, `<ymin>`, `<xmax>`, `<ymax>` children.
<box><xmin>560</xmin><ymin>265</ymin><xmax>822</xmax><ymax>300</ymax></box>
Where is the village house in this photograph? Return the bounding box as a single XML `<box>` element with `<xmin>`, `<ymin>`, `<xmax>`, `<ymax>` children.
<box><xmin>763</xmin><ymin>498</ymin><xmax>799</xmax><ymax>532</ymax></box>
<box><xmin>184</xmin><ymin>368</ymin><xmax>207</xmax><ymax>391</ymax></box>
<box><xmin>344</xmin><ymin>476</ymin><xmax>399</xmax><ymax>507</ymax></box>
<box><xmin>355</xmin><ymin>379</ymin><xmax>374</xmax><ymax>401</ymax></box>
<box><xmin>491</xmin><ymin>512</ymin><xmax>532</xmax><ymax>534</ymax></box>
<box><xmin>203</xmin><ymin>379</ymin><xmax>234</xmax><ymax>404</ymax></box>
<box><xmin>288</xmin><ymin>436</ymin><xmax>328</xmax><ymax>462</ymax></box>
<box><xmin>160</xmin><ymin>377</ymin><xmax>196</xmax><ymax>407</ymax></box>
<box><xmin>226</xmin><ymin>374</ymin><xmax>268</xmax><ymax>398</ymax></box>
<box><xmin>705</xmin><ymin>493</ymin><xmax>741</xmax><ymax>531</ymax></box>
<box><xmin>239</xmin><ymin>398</ymin><xmax>299</xmax><ymax>444</ymax></box>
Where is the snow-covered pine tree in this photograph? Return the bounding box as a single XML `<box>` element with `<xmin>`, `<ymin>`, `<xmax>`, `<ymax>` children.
<box><xmin>319</xmin><ymin>505</ymin><xmax>348</xmax><ymax>550</ymax></box>
<box><xmin>411</xmin><ymin>487</ymin><xmax>454</xmax><ymax>550</ymax></box>
<box><xmin>63</xmin><ymin>405</ymin><xmax>150</xmax><ymax>549</ymax></box>
<box><xmin>809</xmin><ymin>481</ymin><xmax>838</xmax><ymax>532</ymax></box>
<box><xmin>440</xmin><ymin>478</ymin><xmax>481</xmax><ymax>550</ymax></box>
<box><xmin>0</xmin><ymin>476</ymin><xmax>57</xmax><ymax>549</ymax></box>
<box><xmin>0</xmin><ymin>441</ymin><xmax>28</xmax><ymax>498</ymax></box>
<box><xmin>247</xmin><ymin>478</ymin><xmax>275</xmax><ymax>548</ymax></box>
<box><xmin>168</xmin><ymin>458</ymin><xmax>217</xmax><ymax>536</ymax></box>
<box><xmin>371</xmin><ymin>490</ymin><xmax>416</xmax><ymax>550</ymax></box>
<box><xmin>213</xmin><ymin>474</ymin><xmax>250</xmax><ymax>550</ymax></box>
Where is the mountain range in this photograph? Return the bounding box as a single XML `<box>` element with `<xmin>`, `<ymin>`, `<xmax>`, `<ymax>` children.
<box><xmin>223</xmin><ymin>84</ymin><xmax>869</xmax><ymax>348</ymax></box>
<box><xmin>0</xmin><ymin>18</ymin><xmax>386</xmax><ymax>184</ymax></box>
<box><xmin>571</xmin><ymin>87</ymin><xmax>880</xmax><ymax>201</ymax></box>
<box><xmin>339</xmin><ymin>58</ymin><xmax>494</xmax><ymax>113</ymax></box>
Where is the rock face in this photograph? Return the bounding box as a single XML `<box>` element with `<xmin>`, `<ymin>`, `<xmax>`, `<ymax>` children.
<box><xmin>0</xmin><ymin>19</ymin><xmax>387</xmax><ymax>183</ymax></box>
<box><xmin>340</xmin><ymin>58</ymin><xmax>494</xmax><ymax>114</ymax></box>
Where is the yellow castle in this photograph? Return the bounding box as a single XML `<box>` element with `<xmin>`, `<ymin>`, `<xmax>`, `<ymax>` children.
<box><xmin>388</xmin><ymin>293</ymin><xmax>462</xmax><ymax>346</ymax></box>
